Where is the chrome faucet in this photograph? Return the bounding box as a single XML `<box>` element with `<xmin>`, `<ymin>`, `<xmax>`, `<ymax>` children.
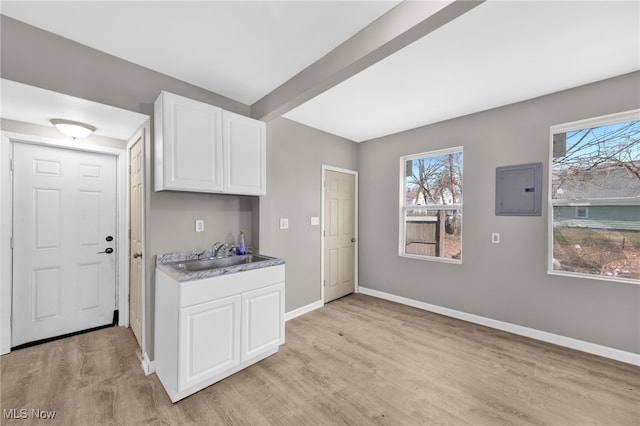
<box><xmin>211</xmin><ymin>242</ymin><xmax>227</xmax><ymax>258</ymax></box>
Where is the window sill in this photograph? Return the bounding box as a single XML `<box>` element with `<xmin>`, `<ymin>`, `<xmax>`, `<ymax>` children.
<box><xmin>548</xmin><ymin>269</ymin><xmax>640</xmax><ymax>286</ymax></box>
<box><xmin>400</xmin><ymin>253</ymin><xmax>462</xmax><ymax>265</ymax></box>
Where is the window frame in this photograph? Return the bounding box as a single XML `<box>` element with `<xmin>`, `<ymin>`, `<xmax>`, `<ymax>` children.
<box><xmin>548</xmin><ymin>109</ymin><xmax>640</xmax><ymax>285</ymax></box>
<box><xmin>399</xmin><ymin>146</ymin><xmax>463</xmax><ymax>264</ymax></box>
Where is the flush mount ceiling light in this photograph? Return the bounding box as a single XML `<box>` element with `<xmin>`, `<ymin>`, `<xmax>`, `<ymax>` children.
<box><xmin>50</xmin><ymin>118</ymin><xmax>96</xmax><ymax>139</ymax></box>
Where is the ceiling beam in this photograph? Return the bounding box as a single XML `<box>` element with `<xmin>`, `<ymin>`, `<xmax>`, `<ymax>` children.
<box><xmin>251</xmin><ymin>0</ymin><xmax>484</xmax><ymax>122</ymax></box>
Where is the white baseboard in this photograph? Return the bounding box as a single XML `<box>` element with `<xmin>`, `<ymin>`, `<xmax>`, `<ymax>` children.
<box><xmin>284</xmin><ymin>299</ymin><xmax>323</xmax><ymax>322</ymax></box>
<box><xmin>142</xmin><ymin>351</ymin><xmax>155</xmax><ymax>375</ymax></box>
<box><xmin>358</xmin><ymin>286</ymin><xmax>640</xmax><ymax>366</ymax></box>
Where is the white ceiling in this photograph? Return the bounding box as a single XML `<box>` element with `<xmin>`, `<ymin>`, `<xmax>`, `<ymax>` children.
<box><xmin>285</xmin><ymin>0</ymin><xmax>640</xmax><ymax>141</ymax></box>
<box><xmin>1</xmin><ymin>1</ymin><xmax>639</xmax><ymax>143</ymax></box>
<box><xmin>0</xmin><ymin>0</ymin><xmax>399</xmax><ymax>105</ymax></box>
<box><xmin>1</xmin><ymin>79</ymin><xmax>148</xmax><ymax>140</ymax></box>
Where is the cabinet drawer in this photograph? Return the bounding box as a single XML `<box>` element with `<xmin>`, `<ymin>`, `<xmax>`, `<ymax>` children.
<box><xmin>180</xmin><ymin>265</ymin><xmax>285</xmax><ymax>308</ymax></box>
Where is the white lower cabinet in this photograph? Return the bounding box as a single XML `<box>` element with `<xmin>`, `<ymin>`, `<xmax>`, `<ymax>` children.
<box><xmin>242</xmin><ymin>285</ymin><xmax>285</xmax><ymax>361</ymax></box>
<box><xmin>178</xmin><ymin>295</ymin><xmax>241</xmax><ymax>392</ymax></box>
<box><xmin>155</xmin><ymin>265</ymin><xmax>285</xmax><ymax>402</ymax></box>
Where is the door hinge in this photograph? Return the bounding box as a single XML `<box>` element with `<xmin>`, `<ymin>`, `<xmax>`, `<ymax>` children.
<box><xmin>10</xmin><ymin>236</ymin><xmax>13</xmax><ymax>249</ymax></box>
<box><xmin>323</xmin><ymin>280</ymin><xmax>326</xmax><ymax>287</ymax></box>
<box><xmin>128</xmin><ymin>229</ymin><xmax>131</xmax><ymax>239</ymax></box>
<box><xmin>9</xmin><ymin>159</ymin><xmax>13</xmax><ymax>172</ymax></box>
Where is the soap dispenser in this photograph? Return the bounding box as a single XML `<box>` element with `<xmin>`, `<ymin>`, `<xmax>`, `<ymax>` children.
<box><xmin>237</xmin><ymin>230</ymin><xmax>246</xmax><ymax>255</ymax></box>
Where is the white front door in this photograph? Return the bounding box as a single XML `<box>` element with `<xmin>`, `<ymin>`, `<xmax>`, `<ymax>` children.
<box><xmin>12</xmin><ymin>142</ymin><xmax>117</xmax><ymax>347</ymax></box>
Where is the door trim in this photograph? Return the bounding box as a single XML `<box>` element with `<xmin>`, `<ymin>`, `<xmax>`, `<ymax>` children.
<box><xmin>320</xmin><ymin>165</ymin><xmax>358</xmax><ymax>305</ymax></box>
<box><xmin>1</xmin><ymin>132</ymin><xmax>129</xmax><ymax>355</ymax></box>
<box><xmin>126</xmin><ymin>127</ymin><xmax>147</xmax><ymax>360</ymax></box>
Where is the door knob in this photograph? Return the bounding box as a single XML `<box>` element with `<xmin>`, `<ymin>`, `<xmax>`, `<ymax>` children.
<box><xmin>133</xmin><ymin>252</ymin><xmax>142</xmax><ymax>259</ymax></box>
<box><xmin>351</xmin><ymin>237</ymin><xmax>356</xmax><ymax>243</ymax></box>
<box><xmin>97</xmin><ymin>247</ymin><xmax>114</xmax><ymax>254</ymax></box>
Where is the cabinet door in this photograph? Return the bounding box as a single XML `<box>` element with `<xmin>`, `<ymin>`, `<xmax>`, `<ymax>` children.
<box><xmin>178</xmin><ymin>295</ymin><xmax>241</xmax><ymax>392</ymax></box>
<box><xmin>241</xmin><ymin>283</ymin><xmax>284</xmax><ymax>362</ymax></box>
<box><xmin>156</xmin><ymin>91</ymin><xmax>223</xmax><ymax>192</ymax></box>
<box><xmin>223</xmin><ymin>110</ymin><xmax>266</xmax><ymax>196</ymax></box>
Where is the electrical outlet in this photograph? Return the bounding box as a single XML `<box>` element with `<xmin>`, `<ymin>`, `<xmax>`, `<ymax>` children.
<box><xmin>279</xmin><ymin>218</ymin><xmax>289</xmax><ymax>230</ymax></box>
<box><xmin>195</xmin><ymin>219</ymin><xmax>204</xmax><ymax>232</ymax></box>
<box><xmin>492</xmin><ymin>232</ymin><xmax>500</xmax><ymax>244</ymax></box>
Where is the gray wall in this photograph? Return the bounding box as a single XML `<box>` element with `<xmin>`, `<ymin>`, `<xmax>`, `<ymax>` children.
<box><xmin>358</xmin><ymin>71</ymin><xmax>640</xmax><ymax>354</ymax></box>
<box><xmin>1</xmin><ymin>16</ymin><xmax>258</xmax><ymax>359</ymax></box>
<box><xmin>260</xmin><ymin>118</ymin><xmax>358</xmax><ymax>312</ymax></box>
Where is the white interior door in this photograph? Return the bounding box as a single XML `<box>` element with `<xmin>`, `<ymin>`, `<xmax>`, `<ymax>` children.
<box><xmin>324</xmin><ymin>169</ymin><xmax>356</xmax><ymax>303</ymax></box>
<box><xmin>129</xmin><ymin>137</ymin><xmax>143</xmax><ymax>348</ymax></box>
<box><xmin>12</xmin><ymin>142</ymin><xmax>117</xmax><ymax>347</ymax></box>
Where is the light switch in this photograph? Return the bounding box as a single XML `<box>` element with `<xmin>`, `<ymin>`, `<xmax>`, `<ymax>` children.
<box><xmin>279</xmin><ymin>218</ymin><xmax>289</xmax><ymax>230</ymax></box>
<box><xmin>310</xmin><ymin>216</ymin><xmax>320</xmax><ymax>226</ymax></box>
<box><xmin>492</xmin><ymin>232</ymin><xmax>500</xmax><ymax>244</ymax></box>
<box><xmin>195</xmin><ymin>219</ymin><xmax>204</xmax><ymax>232</ymax></box>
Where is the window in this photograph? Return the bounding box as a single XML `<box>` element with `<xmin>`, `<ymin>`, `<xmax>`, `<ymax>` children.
<box><xmin>575</xmin><ymin>206</ymin><xmax>589</xmax><ymax>219</ymax></box>
<box><xmin>400</xmin><ymin>147</ymin><xmax>462</xmax><ymax>262</ymax></box>
<box><xmin>550</xmin><ymin>110</ymin><xmax>640</xmax><ymax>283</ymax></box>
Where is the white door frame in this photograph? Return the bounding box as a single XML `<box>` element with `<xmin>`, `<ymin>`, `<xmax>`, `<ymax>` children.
<box><xmin>1</xmin><ymin>132</ymin><xmax>129</xmax><ymax>355</ymax></box>
<box><xmin>320</xmin><ymin>165</ymin><xmax>359</xmax><ymax>305</ymax></box>
<box><xmin>126</xmin><ymin>126</ymin><xmax>147</xmax><ymax>359</ymax></box>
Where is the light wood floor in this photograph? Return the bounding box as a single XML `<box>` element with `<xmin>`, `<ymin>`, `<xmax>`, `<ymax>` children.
<box><xmin>1</xmin><ymin>293</ymin><xmax>638</xmax><ymax>425</ymax></box>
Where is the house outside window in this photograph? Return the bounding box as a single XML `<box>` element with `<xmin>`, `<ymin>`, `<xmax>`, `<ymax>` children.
<box><xmin>549</xmin><ymin>110</ymin><xmax>640</xmax><ymax>283</ymax></box>
<box><xmin>400</xmin><ymin>147</ymin><xmax>462</xmax><ymax>263</ymax></box>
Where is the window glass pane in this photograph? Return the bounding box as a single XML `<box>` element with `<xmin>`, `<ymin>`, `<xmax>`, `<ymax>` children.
<box><xmin>552</xmin><ymin>205</ymin><xmax>640</xmax><ymax>279</ymax></box>
<box><xmin>575</xmin><ymin>206</ymin><xmax>588</xmax><ymax>218</ymax></box>
<box><xmin>405</xmin><ymin>152</ymin><xmax>463</xmax><ymax>207</ymax></box>
<box><xmin>552</xmin><ymin>120</ymin><xmax>640</xmax><ymax>200</ymax></box>
<box><xmin>404</xmin><ymin>209</ymin><xmax>461</xmax><ymax>260</ymax></box>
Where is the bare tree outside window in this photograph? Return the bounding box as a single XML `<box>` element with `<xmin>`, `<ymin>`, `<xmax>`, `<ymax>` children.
<box><xmin>551</xmin><ymin>115</ymin><xmax>640</xmax><ymax>282</ymax></box>
<box><xmin>402</xmin><ymin>148</ymin><xmax>463</xmax><ymax>261</ymax></box>
<box><xmin>553</xmin><ymin>120</ymin><xmax>640</xmax><ymax>199</ymax></box>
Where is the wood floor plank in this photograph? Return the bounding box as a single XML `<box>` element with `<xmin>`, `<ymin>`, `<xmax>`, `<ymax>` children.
<box><xmin>1</xmin><ymin>293</ymin><xmax>638</xmax><ymax>425</ymax></box>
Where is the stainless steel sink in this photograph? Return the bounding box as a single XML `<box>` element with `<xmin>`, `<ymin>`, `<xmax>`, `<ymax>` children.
<box><xmin>171</xmin><ymin>254</ymin><xmax>270</xmax><ymax>272</ymax></box>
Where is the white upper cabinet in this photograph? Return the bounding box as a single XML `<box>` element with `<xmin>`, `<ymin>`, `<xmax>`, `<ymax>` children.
<box><xmin>154</xmin><ymin>91</ymin><xmax>266</xmax><ymax>196</ymax></box>
<box><xmin>154</xmin><ymin>91</ymin><xmax>223</xmax><ymax>192</ymax></box>
<box><xmin>223</xmin><ymin>110</ymin><xmax>266</xmax><ymax>196</ymax></box>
